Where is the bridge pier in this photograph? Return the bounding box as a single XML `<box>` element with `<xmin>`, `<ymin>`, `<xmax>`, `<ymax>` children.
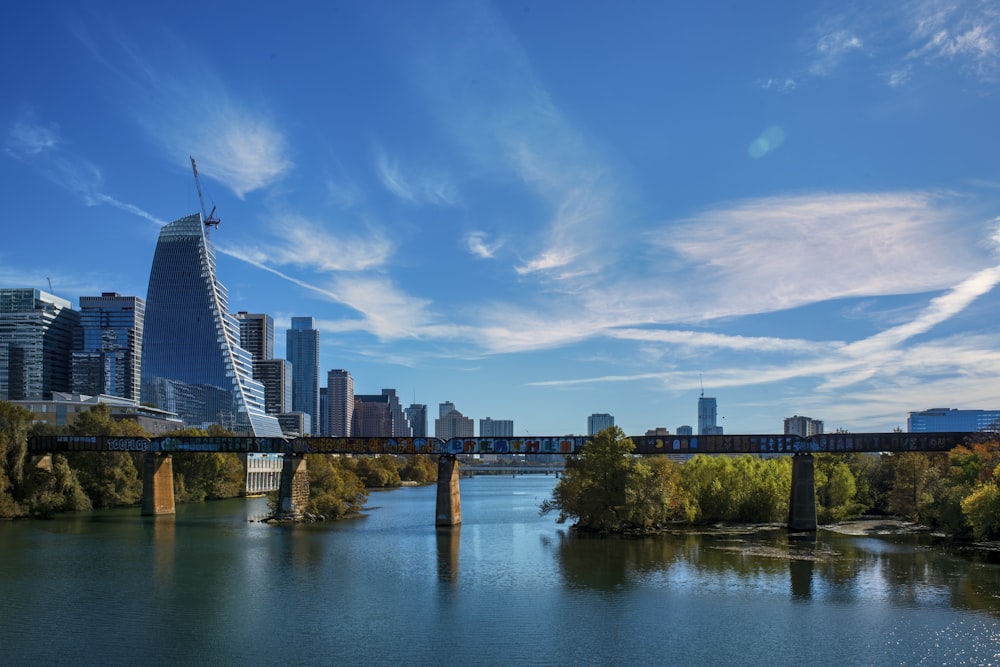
<box><xmin>276</xmin><ymin>455</ymin><xmax>309</xmax><ymax>520</ymax></box>
<box><xmin>788</xmin><ymin>453</ymin><xmax>817</xmax><ymax>531</ymax></box>
<box><xmin>141</xmin><ymin>454</ymin><xmax>175</xmax><ymax>516</ymax></box>
<box><xmin>435</xmin><ymin>455</ymin><xmax>462</xmax><ymax>526</ymax></box>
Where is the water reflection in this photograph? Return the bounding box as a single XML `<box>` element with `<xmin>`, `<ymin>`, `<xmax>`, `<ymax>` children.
<box><xmin>436</xmin><ymin>526</ymin><xmax>461</xmax><ymax>586</ymax></box>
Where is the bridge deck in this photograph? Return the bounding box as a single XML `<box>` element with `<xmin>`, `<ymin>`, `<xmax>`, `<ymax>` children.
<box><xmin>27</xmin><ymin>432</ymin><xmax>979</xmax><ymax>456</ymax></box>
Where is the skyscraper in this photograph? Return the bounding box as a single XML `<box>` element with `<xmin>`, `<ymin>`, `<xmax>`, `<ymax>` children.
<box><xmin>255</xmin><ymin>358</ymin><xmax>292</xmax><ymax>414</ymax></box>
<box><xmin>352</xmin><ymin>389</ymin><xmax>410</xmax><ymax>437</ymax></box>
<box><xmin>140</xmin><ymin>214</ymin><xmax>282</xmax><ymax>436</ymax></box>
<box><xmin>327</xmin><ymin>369</ymin><xmax>354</xmax><ymax>436</ymax></box>
<box><xmin>587</xmin><ymin>413</ymin><xmax>614</xmax><ymax>436</ymax></box>
<box><xmin>0</xmin><ymin>288</ymin><xmax>79</xmax><ymax>401</ymax></box>
<box><xmin>405</xmin><ymin>403</ymin><xmax>427</xmax><ymax>437</ymax></box>
<box><xmin>698</xmin><ymin>395</ymin><xmax>723</xmax><ymax>435</ymax></box>
<box><xmin>480</xmin><ymin>417</ymin><xmax>514</xmax><ymax>437</ymax></box>
<box><xmin>287</xmin><ymin>317</ymin><xmax>319</xmax><ymax>435</ymax></box>
<box><xmin>907</xmin><ymin>408</ymin><xmax>1000</xmax><ymax>432</ymax></box>
<box><xmin>435</xmin><ymin>401</ymin><xmax>474</xmax><ymax>439</ymax></box>
<box><xmin>72</xmin><ymin>292</ymin><xmax>144</xmax><ymax>401</ymax></box>
<box><xmin>235</xmin><ymin>312</ymin><xmax>273</xmax><ymax>363</ymax></box>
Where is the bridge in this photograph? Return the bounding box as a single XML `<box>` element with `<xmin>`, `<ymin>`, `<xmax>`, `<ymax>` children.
<box><xmin>26</xmin><ymin>432</ymin><xmax>978</xmax><ymax>530</ymax></box>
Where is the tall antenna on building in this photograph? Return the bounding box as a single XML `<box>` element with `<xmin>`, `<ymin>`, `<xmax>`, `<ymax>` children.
<box><xmin>189</xmin><ymin>156</ymin><xmax>221</xmax><ymax>236</ymax></box>
<box><xmin>700</xmin><ymin>373</ymin><xmax>704</xmax><ymax>397</ymax></box>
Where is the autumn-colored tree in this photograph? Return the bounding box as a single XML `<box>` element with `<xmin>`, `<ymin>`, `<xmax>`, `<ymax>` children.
<box><xmin>305</xmin><ymin>455</ymin><xmax>368</xmax><ymax>519</ymax></box>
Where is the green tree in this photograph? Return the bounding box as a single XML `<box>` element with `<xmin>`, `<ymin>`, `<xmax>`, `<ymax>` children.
<box><xmin>0</xmin><ymin>401</ymin><xmax>33</xmax><ymax>517</ymax></box>
<box><xmin>886</xmin><ymin>452</ymin><xmax>940</xmax><ymax>522</ymax></box>
<box><xmin>352</xmin><ymin>454</ymin><xmax>402</xmax><ymax>488</ymax></box>
<box><xmin>815</xmin><ymin>455</ymin><xmax>861</xmax><ymax>522</ymax></box>
<box><xmin>961</xmin><ymin>464</ymin><xmax>1000</xmax><ymax>540</ymax></box>
<box><xmin>63</xmin><ymin>404</ymin><xmax>148</xmax><ymax>508</ymax></box>
<box><xmin>305</xmin><ymin>455</ymin><xmax>368</xmax><ymax>519</ymax></box>
<box><xmin>398</xmin><ymin>455</ymin><xmax>438</xmax><ymax>484</ymax></box>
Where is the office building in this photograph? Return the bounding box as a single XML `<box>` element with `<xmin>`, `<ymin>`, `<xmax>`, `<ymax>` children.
<box><xmin>405</xmin><ymin>403</ymin><xmax>427</xmax><ymax>437</ymax></box>
<box><xmin>235</xmin><ymin>312</ymin><xmax>273</xmax><ymax>363</ymax></box>
<box><xmin>352</xmin><ymin>389</ymin><xmax>410</xmax><ymax>437</ymax></box>
<box><xmin>72</xmin><ymin>292</ymin><xmax>144</xmax><ymax>401</ymax></box>
<box><xmin>436</xmin><ymin>402</ymin><xmax>474</xmax><ymax>439</ymax></box>
<box><xmin>907</xmin><ymin>408</ymin><xmax>1000</xmax><ymax>433</ymax></box>
<box><xmin>676</xmin><ymin>425</ymin><xmax>693</xmax><ymax>436</ymax></box>
<box><xmin>287</xmin><ymin>317</ymin><xmax>319</xmax><ymax>434</ymax></box>
<box><xmin>327</xmin><ymin>369</ymin><xmax>354</xmax><ymax>436</ymax></box>
<box><xmin>255</xmin><ymin>358</ymin><xmax>292</xmax><ymax>415</ymax></box>
<box><xmin>278</xmin><ymin>411</ymin><xmax>311</xmax><ymax>436</ymax></box>
<box><xmin>784</xmin><ymin>415</ymin><xmax>824</xmax><ymax>437</ymax></box>
<box><xmin>0</xmin><ymin>288</ymin><xmax>80</xmax><ymax>401</ymax></box>
<box><xmin>14</xmin><ymin>391</ymin><xmax>184</xmax><ymax>434</ymax></box>
<box><xmin>480</xmin><ymin>417</ymin><xmax>514</xmax><ymax>437</ymax></box>
<box><xmin>140</xmin><ymin>213</ymin><xmax>281</xmax><ymax>436</ymax></box>
<box><xmin>698</xmin><ymin>395</ymin><xmax>723</xmax><ymax>435</ymax></box>
<box><xmin>587</xmin><ymin>413</ymin><xmax>614</xmax><ymax>436</ymax></box>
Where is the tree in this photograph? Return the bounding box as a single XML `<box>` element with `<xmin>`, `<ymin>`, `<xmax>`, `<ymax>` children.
<box><xmin>0</xmin><ymin>401</ymin><xmax>33</xmax><ymax>517</ymax></box>
<box><xmin>305</xmin><ymin>455</ymin><xmax>368</xmax><ymax>519</ymax></box>
<box><xmin>886</xmin><ymin>452</ymin><xmax>940</xmax><ymax>522</ymax></box>
<box><xmin>961</xmin><ymin>464</ymin><xmax>1000</xmax><ymax>540</ymax></box>
<box><xmin>63</xmin><ymin>404</ymin><xmax>144</xmax><ymax>508</ymax></box>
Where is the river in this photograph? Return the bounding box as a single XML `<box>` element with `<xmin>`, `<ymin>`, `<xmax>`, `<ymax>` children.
<box><xmin>1</xmin><ymin>475</ymin><xmax>999</xmax><ymax>666</ymax></box>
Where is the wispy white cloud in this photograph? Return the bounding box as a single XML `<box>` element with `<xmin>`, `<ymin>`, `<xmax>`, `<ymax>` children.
<box><xmin>904</xmin><ymin>0</ymin><xmax>1000</xmax><ymax>80</ymax></box>
<box><xmin>4</xmin><ymin>111</ymin><xmax>165</xmax><ymax>226</ymax></box>
<box><xmin>809</xmin><ymin>28</ymin><xmax>865</xmax><ymax>76</ymax></box>
<box><xmin>71</xmin><ymin>14</ymin><xmax>293</xmax><ymax>198</ymax></box>
<box><xmin>464</xmin><ymin>231</ymin><xmax>503</xmax><ymax>259</ymax></box>
<box><xmin>374</xmin><ymin>146</ymin><xmax>457</xmax><ymax>207</ymax></box>
<box><xmin>409</xmin><ymin>2</ymin><xmax>622</xmax><ymax>279</ymax></box>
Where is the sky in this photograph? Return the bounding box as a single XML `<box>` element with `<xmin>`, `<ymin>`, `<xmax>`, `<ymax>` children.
<box><xmin>3</xmin><ymin>1</ymin><xmax>1000</xmax><ymax>436</ymax></box>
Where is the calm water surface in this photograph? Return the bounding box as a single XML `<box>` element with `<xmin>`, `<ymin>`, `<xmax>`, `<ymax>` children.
<box><xmin>2</xmin><ymin>475</ymin><xmax>999</xmax><ymax>666</ymax></box>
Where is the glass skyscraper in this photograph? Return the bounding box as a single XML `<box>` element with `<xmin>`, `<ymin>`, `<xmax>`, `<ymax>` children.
<box><xmin>140</xmin><ymin>214</ymin><xmax>282</xmax><ymax>436</ymax></box>
<box><xmin>286</xmin><ymin>316</ymin><xmax>319</xmax><ymax>435</ymax></box>
<box><xmin>0</xmin><ymin>288</ymin><xmax>79</xmax><ymax>401</ymax></box>
<box><xmin>73</xmin><ymin>292</ymin><xmax>144</xmax><ymax>401</ymax></box>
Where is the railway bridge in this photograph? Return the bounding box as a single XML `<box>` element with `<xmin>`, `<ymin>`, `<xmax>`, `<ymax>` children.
<box><xmin>26</xmin><ymin>432</ymin><xmax>975</xmax><ymax>530</ymax></box>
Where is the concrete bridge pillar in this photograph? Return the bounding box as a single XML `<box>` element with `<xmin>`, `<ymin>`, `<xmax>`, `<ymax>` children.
<box><xmin>788</xmin><ymin>453</ymin><xmax>817</xmax><ymax>531</ymax></box>
<box><xmin>276</xmin><ymin>455</ymin><xmax>309</xmax><ymax>520</ymax></box>
<box><xmin>142</xmin><ymin>454</ymin><xmax>175</xmax><ymax>516</ymax></box>
<box><xmin>435</xmin><ymin>455</ymin><xmax>462</xmax><ymax>526</ymax></box>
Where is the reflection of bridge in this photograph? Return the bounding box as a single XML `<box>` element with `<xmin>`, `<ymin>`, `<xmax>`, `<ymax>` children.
<box><xmin>26</xmin><ymin>432</ymin><xmax>976</xmax><ymax>530</ymax></box>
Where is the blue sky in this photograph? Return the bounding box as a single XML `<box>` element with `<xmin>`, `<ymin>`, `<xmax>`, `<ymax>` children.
<box><xmin>3</xmin><ymin>1</ymin><xmax>1000</xmax><ymax>436</ymax></box>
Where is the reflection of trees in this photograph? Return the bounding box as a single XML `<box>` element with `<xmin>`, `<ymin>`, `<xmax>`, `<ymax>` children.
<box><xmin>549</xmin><ymin>526</ymin><xmax>1000</xmax><ymax>617</ymax></box>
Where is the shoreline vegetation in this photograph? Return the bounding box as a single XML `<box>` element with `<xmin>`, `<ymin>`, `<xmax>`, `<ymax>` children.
<box><xmin>4</xmin><ymin>403</ymin><xmax>1000</xmax><ymax>545</ymax></box>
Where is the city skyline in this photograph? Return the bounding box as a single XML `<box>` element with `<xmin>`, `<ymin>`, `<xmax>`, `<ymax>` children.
<box><xmin>3</xmin><ymin>2</ymin><xmax>1000</xmax><ymax>435</ymax></box>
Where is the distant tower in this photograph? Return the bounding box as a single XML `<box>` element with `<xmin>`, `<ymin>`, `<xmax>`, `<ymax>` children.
<box><xmin>435</xmin><ymin>402</ymin><xmax>474</xmax><ymax>439</ymax></box>
<box><xmin>405</xmin><ymin>403</ymin><xmax>428</xmax><ymax>437</ymax></box>
<box><xmin>235</xmin><ymin>312</ymin><xmax>274</xmax><ymax>364</ymax></box>
<box><xmin>140</xmin><ymin>214</ymin><xmax>280</xmax><ymax>436</ymax></box>
<box><xmin>587</xmin><ymin>413</ymin><xmax>614</xmax><ymax>436</ymax></box>
<box><xmin>784</xmin><ymin>415</ymin><xmax>824</xmax><ymax>437</ymax></box>
<box><xmin>286</xmin><ymin>317</ymin><xmax>319</xmax><ymax>435</ymax></box>
<box><xmin>480</xmin><ymin>417</ymin><xmax>514</xmax><ymax>438</ymax></box>
<box><xmin>698</xmin><ymin>395</ymin><xmax>722</xmax><ymax>435</ymax></box>
<box><xmin>73</xmin><ymin>292</ymin><xmax>144</xmax><ymax>401</ymax></box>
<box><xmin>327</xmin><ymin>369</ymin><xmax>354</xmax><ymax>436</ymax></box>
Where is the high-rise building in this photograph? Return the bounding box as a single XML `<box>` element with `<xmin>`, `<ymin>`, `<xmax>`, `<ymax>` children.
<box><xmin>676</xmin><ymin>425</ymin><xmax>693</xmax><ymax>436</ymax></box>
<box><xmin>235</xmin><ymin>312</ymin><xmax>273</xmax><ymax>363</ymax></box>
<box><xmin>907</xmin><ymin>408</ymin><xmax>1000</xmax><ymax>433</ymax></box>
<box><xmin>140</xmin><ymin>214</ymin><xmax>281</xmax><ymax>436</ymax></box>
<box><xmin>587</xmin><ymin>413</ymin><xmax>614</xmax><ymax>436</ymax></box>
<box><xmin>0</xmin><ymin>288</ymin><xmax>80</xmax><ymax>401</ymax></box>
<box><xmin>352</xmin><ymin>389</ymin><xmax>410</xmax><ymax>437</ymax></box>
<box><xmin>287</xmin><ymin>317</ymin><xmax>319</xmax><ymax>435</ymax></box>
<box><xmin>480</xmin><ymin>417</ymin><xmax>514</xmax><ymax>437</ymax></box>
<box><xmin>255</xmin><ymin>358</ymin><xmax>292</xmax><ymax>415</ymax></box>
<box><xmin>784</xmin><ymin>415</ymin><xmax>824</xmax><ymax>437</ymax></box>
<box><xmin>698</xmin><ymin>395</ymin><xmax>722</xmax><ymax>435</ymax></box>
<box><xmin>327</xmin><ymin>369</ymin><xmax>354</xmax><ymax>436</ymax></box>
<box><xmin>72</xmin><ymin>292</ymin><xmax>144</xmax><ymax>401</ymax></box>
<box><xmin>405</xmin><ymin>403</ymin><xmax>427</xmax><ymax>437</ymax></box>
<box><xmin>436</xmin><ymin>402</ymin><xmax>474</xmax><ymax>439</ymax></box>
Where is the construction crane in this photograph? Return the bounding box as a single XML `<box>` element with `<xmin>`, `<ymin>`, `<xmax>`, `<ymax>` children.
<box><xmin>189</xmin><ymin>156</ymin><xmax>221</xmax><ymax>233</ymax></box>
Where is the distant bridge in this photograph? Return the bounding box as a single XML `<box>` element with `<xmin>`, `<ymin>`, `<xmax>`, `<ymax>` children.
<box><xmin>26</xmin><ymin>432</ymin><xmax>981</xmax><ymax>531</ymax></box>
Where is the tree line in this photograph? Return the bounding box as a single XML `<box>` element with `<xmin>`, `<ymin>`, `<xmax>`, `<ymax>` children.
<box><xmin>0</xmin><ymin>400</ymin><xmax>437</xmax><ymax>520</ymax></box>
<box><xmin>541</xmin><ymin>427</ymin><xmax>1000</xmax><ymax>540</ymax></box>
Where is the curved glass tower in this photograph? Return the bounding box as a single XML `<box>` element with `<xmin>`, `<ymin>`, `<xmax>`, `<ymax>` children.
<box><xmin>141</xmin><ymin>214</ymin><xmax>283</xmax><ymax>436</ymax></box>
